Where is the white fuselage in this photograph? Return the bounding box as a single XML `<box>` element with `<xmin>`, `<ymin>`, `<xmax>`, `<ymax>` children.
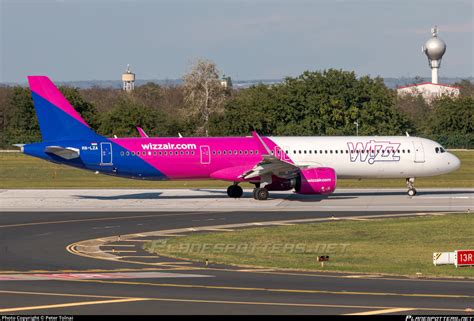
<box><xmin>270</xmin><ymin>136</ymin><xmax>460</xmax><ymax>179</ymax></box>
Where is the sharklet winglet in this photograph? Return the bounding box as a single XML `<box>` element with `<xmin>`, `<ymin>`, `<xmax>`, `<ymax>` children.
<box><xmin>252</xmin><ymin>131</ymin><xmax>272</xmax><ymax>155</ymax></box>
<box><xmin>137</xmin><ymin>127</ymin><xmax>149</xmax><ymax>138</ymax></box>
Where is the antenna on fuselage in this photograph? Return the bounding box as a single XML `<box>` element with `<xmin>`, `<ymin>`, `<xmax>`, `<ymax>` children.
<box><xmin>406</xmin><ymin>132</ymin><xmax>410</xmax><ymax>137</ymax></box>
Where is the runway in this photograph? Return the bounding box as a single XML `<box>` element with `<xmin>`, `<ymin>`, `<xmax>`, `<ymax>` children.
<box><xmin>1</xmin><ymin>188</ymin><xmax>473</xmax><ymax>212</ymax></box>
<box><xmin>0</xmin><ymin>188</ymin><xmax>473</xmax><ymax>314</ymax></box>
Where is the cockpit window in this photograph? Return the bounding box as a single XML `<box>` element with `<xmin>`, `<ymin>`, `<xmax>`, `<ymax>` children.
<box><xmin>435</xmin><ymin>147</ymin><xmax>439</xmax><ymax>153</ymax></box>
<box><xmin>440</xmin><ymin>147</ymin><xmax>446</xmax><ymax>153</ymax></box>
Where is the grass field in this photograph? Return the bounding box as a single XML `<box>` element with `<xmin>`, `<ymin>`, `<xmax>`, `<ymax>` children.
<box><xmin>144</xmin><ymin>213</ymin><xmax>474</xmax><ymax>278</ymax></box>
<box><xmin>0</xmin><ymin>150</ymin><xmax>472</xmax><ymax>189</ymax></box>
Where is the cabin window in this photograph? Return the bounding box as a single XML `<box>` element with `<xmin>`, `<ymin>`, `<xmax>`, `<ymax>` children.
<box><xmin>335</xmin><ymin>150</ymin><xmax>338</xmax><ymax>154</ymax></box>
<box><xmin>223</xmin><ymin>150</ymin><xmax>226</xmax><ymax>155</ymax></box>
<box><xmin>218</xmin><ymin>151</ymin><xmax>221</xmax><ymax>155</ymax></box>
<box><xmin>131</xmin><ymin>152</ymin><xmax>135</xmax><ymax>156</ymax></box>
<box><xmin>255</xmin><ymin>150</ymin><xmax>259</xmax><ymax>154</ymax></box>
<box><xmin>126</xmin><ymin>151</ymin><xmax>130</xmax><ymax>156</ymax></box>
<box><xmin>249</xmin><ymin>150</ymin><xmax>253</xmax><ymax>155</ymax></box>
<box><xmin>180</xmin><ymin>151</ymin><xmax>184</xmax><ymax>155</ymax></box>
<box><xmin>239</xmin><ymin>150</ymin><xmax>243</xmax><ymax>154</ymax></box>
<box><xmin>244</xmin><ymin>150</ymin><xmax>248</xmax><ymax>155</ymax></box>
<box><xmin>330</xmin><ymin>150</ymin><xmax>333</xmax><ymax>154</ymax></box>
<box><xmin>346</xmin><ymin>150</ymin><xmax>349</xmax><ymax>154</ymax></box>
<box><xmin>303</xmin><ymin>150</ymin><xmax>307</xmax><ymax>154</ymax></box>
<box><xmin>159</xmin><ymin>151</ymin><xmax>162</xmax><ymax>156</ymax></box>
<box><xmin>212</xmin><ymin>151</ymin><xmax>216</xmax><ymax>155</ymax></box>
<box><xmin>325</xmin><ymin>150</ymin><xmax>328</xmax><ymax>154</ymax></box>
<box><xmin>120</xmin><ymin>151</ymin><xmax>124</xmax><ymax>156</ymax></box>
<box><xmin>407</xmin><ymin>150</ymin><xmax>411</xmax><ymax>153</ymax></box>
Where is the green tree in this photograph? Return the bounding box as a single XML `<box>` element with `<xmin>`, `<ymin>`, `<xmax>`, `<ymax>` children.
<box><xmin>98</xmin><ymin>98</ymin><xmax>179</xmax><ymax>138</ymax></box>
<box><xmin>213</xmin><ymin>69</ymin><xmax>412</xmax><ymax>137</ymax></box>
<box><xmin>4</xmin><ymin>86</ymin><xmax>40</xmax><ymax>144</ymax></box>
<box><xmin>423</xmin><ymin>96</ymin><xmax>474</xmax><ymax>148</ymax></box>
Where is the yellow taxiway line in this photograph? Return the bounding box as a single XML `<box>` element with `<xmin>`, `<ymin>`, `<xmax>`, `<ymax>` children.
<box><xmin>345</xmin><ymin>307</ymin><xmax>416</xmax><ymax>315</ymax></box>
<box><xmin>0</xmin><ymin>298</ymin><xmax>148</xmax><ymax>313</ymax></box>
<box><xmin>63</xmin><ymin>278</ymin><xmax>474</xmax><ymax>300</ymax></box>
<box><xmin>0</xmin><ymin>289</ymin><xmax>464</xmax><ymax>314</ymax></box>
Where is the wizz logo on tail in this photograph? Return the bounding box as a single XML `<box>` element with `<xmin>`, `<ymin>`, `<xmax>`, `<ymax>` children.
<box><xmin>347</xmin><ymin>140</ymin><xmax>400</xmax><ymax>164</ymax></box>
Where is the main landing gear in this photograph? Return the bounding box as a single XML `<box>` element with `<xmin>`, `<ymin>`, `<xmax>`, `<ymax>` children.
<box><xmin>227</xmin><ymin>184</ymin><xmax>243</xmax><ymax>198</ymax></box>
<box><xmin>406</xmin><ymin>177</ymin><xmax>417</xmax><ymax>196</ymax></box>
<box><xmin>253</xmin><ymin>187</ymin><xmax>269</xmax><ymax>201</ymax></box>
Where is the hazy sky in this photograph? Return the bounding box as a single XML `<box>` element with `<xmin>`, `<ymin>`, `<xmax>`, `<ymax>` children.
<box><xmin>1</xmin><ymin>0</ymin><xmax>473</xmax><ymax>82</ymax></box>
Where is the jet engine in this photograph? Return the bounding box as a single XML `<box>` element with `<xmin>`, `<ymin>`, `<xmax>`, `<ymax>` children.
<box><xmin>263</xmin><ymin>167</ymin><xmax>337</xmax><ymax>195</ymax></box>
<box><xmin>294</xmin><ymin>167</ymin><xmax>337</xmax><ymax>195</ymax></box>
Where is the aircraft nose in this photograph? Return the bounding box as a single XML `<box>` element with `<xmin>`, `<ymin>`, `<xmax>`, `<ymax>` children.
<box><xmin>448</xmin><ymin>153</ymin><xmax>461</xmax><ymax>171</ymax></box>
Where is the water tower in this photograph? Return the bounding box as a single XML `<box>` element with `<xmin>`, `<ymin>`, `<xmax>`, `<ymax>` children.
<box><xmin>422</xmin><ymin>26</ymin><xmax>446</xmax><ymax>84</ymax></box>
<box><xmin>122</xmin><ymin>64</ymin><xmax>135</xmax><ymax>92</ymax></box>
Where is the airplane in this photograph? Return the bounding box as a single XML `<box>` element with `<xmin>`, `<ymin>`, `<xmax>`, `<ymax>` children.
<box><xmin>18</xmin><ymin>76</ymin><xmax>461</xmax><ymax>200</ymax></box>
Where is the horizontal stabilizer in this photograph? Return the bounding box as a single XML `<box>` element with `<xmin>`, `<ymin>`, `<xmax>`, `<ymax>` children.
<box><xmin>44</xmin><ymin>146</ymin><xmax>80</xmax><ymax>160</ymax></box>
<box><xmin>13</xmin><ymin>144</ymin><xmax>25</xmax><ymax>153</ymax></box>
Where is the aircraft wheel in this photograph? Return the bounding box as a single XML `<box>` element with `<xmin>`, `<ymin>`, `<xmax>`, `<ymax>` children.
<box><xmin>227</xmin><ymin>185</ymin><xmax>243</xmax><ymax>198</ymax></box>
<box><xmin>253</xmin><ymin>188</ymin><xmax>269</xmax><ymax>200</ymax></box>
<box><xmin>408</xmin><ymin>188</ymin><xmax>417</xmax><ymax>196</ymax></box>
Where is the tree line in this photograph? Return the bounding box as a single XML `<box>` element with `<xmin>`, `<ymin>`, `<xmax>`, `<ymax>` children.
<box><xmin>0</xmin><ymin>60</ymin><xmax>472</xmax><ymax>148</ymax></box>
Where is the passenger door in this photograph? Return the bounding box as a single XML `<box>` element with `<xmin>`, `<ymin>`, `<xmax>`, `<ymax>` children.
<box><xmin>200</xmin><ymin>145</ymin><xmax>211</xmax><ymax>164</ymax></box>
<box><xmin>100</xmin><ymin>142</ymin><xmax>113</xmax><ymax>165</ymax></box>
<box><xmin>412</xmin><ymin>141</ymin><xmax>425</xmax><ymax>163</ymax></box>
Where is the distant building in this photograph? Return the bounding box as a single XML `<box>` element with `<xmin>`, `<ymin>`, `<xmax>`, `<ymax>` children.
<box><xmin>220</xmin><ymin>74</ymin><xmax>232</xmax><ymax>89</ymax></box>
<box><xmin>122</xmin><ymin>64</ymin><xmax>135</xmax><ymax>92</ymax></box>
<box><xmin>397</xmin><ymin>82</ymin><xmax>460</xmax><ymax>102</ymax></box>
<box><xmin>397</xmin><ymin>26</ymin><xmax>459</xmax><ymax>102</ymax></box>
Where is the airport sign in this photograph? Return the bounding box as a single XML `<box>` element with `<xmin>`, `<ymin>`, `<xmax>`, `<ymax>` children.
<box><xmin>455</xmin><ymin>250</ymin><xmax>474</xmax><ymax>267</ymax></box>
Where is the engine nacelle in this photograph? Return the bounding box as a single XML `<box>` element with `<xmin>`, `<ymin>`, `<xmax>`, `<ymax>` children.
<box><xmin>295</xmin><ymin>167</ymin><xmax>337</xmax><ymax>195</ymax></box>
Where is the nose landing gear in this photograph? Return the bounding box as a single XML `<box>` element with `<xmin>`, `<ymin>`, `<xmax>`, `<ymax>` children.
<box><xmin>227</xmin><ymin>184</ymin><xmax>243</xmax><ymax>198</ymax></box>
<box><xmin>406</xmin><ymin>178</ymin><xmax>417</xmax><ymax>196</ymax></box>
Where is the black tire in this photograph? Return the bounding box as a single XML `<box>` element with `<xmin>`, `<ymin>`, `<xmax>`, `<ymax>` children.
<box><xmin>254</xmin><ymin>188</ymin><xmax>269</xmax><ymax>200</ymax></box>
<box><xmin>227</xmin><ymin>185</ymin><xmax>234</xmax><ymax>198</ymax></box>
<box><xmin>227</xmin><ymin>185</ymin><xmax>243</xmax><ymax>198</ymax></box>
<box><xmin>234</xmin><ymin>185</ymin><xmax>243</xmax><ymax>198</ymax></box>
<box><xmin>408</xmin><ymin>188</ymin><xmax>417</xmax><ymax>196</ymax></box>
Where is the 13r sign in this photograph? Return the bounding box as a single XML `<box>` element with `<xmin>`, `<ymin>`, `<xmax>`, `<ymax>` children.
<box><xmin>455</xmin><ymin>250</ymin><xmax>474</xmax><ymax>267</ymax></box>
